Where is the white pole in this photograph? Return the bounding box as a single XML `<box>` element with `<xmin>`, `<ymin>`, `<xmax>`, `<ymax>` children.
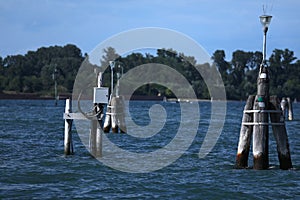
<box><xmin>262</xmin><ymin>30</ymin><xmax>267</xmax><ymax>63</ymax></box>
<box><xmin>98</xmin><ymin>72</ymin><xmax>103</xmax><ymax>88</ymax></box>
<box><xmin>109</xmin><ymin>61</ymin><xmax>115</xmax><ymax>99</ymax></box>
<box><xmin>96</xmin><ymin>124</ymin><xmax>102</xmax><ymax>157</ymax></box>
<box><xmin>64</xmin><ymin>98</ymin><xmax>72</xmax><ymax>155</ymax></box>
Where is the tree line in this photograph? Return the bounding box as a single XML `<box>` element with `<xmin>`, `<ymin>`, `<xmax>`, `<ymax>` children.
<box><xmin>0</xmin><ymin>44</ymin><xmax>299</xmax><ymax>101</ymax></box>
<box><xmin>0</xmin><ymin>44</ymin><xmax>84</xmax><ymax>95</ymax></box>
<box><xmin>213</xmin><ymin>48</ymin><xmax>300</xmax><ymax>100</ymax></box>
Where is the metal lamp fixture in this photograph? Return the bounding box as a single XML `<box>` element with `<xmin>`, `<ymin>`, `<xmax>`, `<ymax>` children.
<box><xmin>259</xmin><ymin>15</ymin><xmax>272</xmax><ymax>63</ymax></box>
<box><xmin>260</xmin><ymin>15</ymin><xmax>272</xmax><ymax>30</ymax></box>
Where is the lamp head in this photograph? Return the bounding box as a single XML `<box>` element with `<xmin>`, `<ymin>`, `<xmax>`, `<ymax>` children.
<box><xmin>260</xmin><ymin>15</ymin><xmax>272</xmax><ymax>32</ymax></box>
<box><xmin>109</xmin><ymin>61</ymin><xmax>115</xmax><ymax>69</ymax></box>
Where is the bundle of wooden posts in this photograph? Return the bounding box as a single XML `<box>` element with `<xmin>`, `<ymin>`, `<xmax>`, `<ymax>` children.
<box><xmin>236</xmin><ymin>65</ymin><xmax>293</xmax><ymax>170</ymax></box>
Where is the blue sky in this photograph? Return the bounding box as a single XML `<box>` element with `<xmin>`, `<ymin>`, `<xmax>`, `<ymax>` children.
<box><xmin>1</xmin><ymin>0</ymin><xmax>299</xmax><ymax>60</ymax></box>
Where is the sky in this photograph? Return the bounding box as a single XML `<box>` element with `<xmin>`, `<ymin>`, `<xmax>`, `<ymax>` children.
<box><xmin>1</xmin><ymin>0</ymin><xmax>299</xmax><ymax>61</ymax></box>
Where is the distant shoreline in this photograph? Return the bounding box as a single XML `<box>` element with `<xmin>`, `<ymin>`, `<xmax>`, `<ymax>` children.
<box><xmin>0</xmin><ymin>93</ymin><xmax>165</xmax><ymax>101</ymax></box>
<box><xmin>0</xmin><ymin>92</ymin><xmax>71</xmax><ymax>100</ymax></box>
<box><xmin>0</xmin><ymin>92</ymin><xmax>240</xmax><ymax>102</ymax></box>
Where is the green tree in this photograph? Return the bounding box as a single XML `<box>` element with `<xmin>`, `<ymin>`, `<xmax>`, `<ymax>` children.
<box><xmin>212</xmin><ymin>50</ymin><xmax>230</xmax><ymax>77</ymax></box>
<box><xmin>100</xmin><ymin>47</ymin><xmax>120</xmax><ymax>69</ymax></box>
<box><xmin>269</xmin><ymin>49</ymin><xmax>297</xmax><ymax>97</ymax></box>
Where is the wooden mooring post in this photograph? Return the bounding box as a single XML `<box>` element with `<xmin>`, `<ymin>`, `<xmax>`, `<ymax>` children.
<box><xmin>270</xmin><ymin>96</ymin><xmax>293</xmax><ymax>170</ymax></box>
<box><xmin>64</xmin><ymin>98</ymin><xmax>73</xmax><ymax>155</ymax></box>
<box><xmin>236</xmin><ymin>95</ymin><xmax>255</xmax><ymax>168</ymax></box>
<box><xmin>287</xmin><ymin>97</ymin><xmax>293</xmax><ymax>121</ymax></box>
<box><xmin>252</xmin><ymin>65</ymin><xmax>270</xmax><ymax>169</ymax></box>
<box><xmin>235</xmin><ymin>13</ymin><xmax>293</xmax><ymax>170</ymax></box>
<box><xmin>89</xmin><ymin>103</ymin><xmax>104</xmax><ymax>158</ymax></box>
<box><xmin>89</xmin><ymin>72</ymin><xmax>107</xmax><ymax>157</ymax></box>
<box><xmin>103</xmin><ymin>101</ymin><xmax>112</xmax><ymax>133</ymax></box>
<box><xmin>281</xmin><ymin>97</ymin><xmax>294</xmax><ymax>121</ymax></box>
<box><xmin>235</xmin><ymin>65</ymin><xmax>293</xmax><ymax>170</ymax></box>
<box><xmin>110</xmin><ymin>96</ymin><xmax>127</xmax><ymax>133</ymax></box>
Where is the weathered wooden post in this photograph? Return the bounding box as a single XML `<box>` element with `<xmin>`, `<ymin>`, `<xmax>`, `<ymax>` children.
<box><xmin>251</xmin><ymin>14</ymin><xmax>272</xmax><ymax>169</ymax></box>
<box><xmin>280</xmin><ymin>97</ymin><xmax>287</xmax><ymax>120</ymax></box>
<box><xmin>235</xmin><ymin>14</ymin><xmax>293</xmax><ymax>170</ymax></box>
<box><xmin>252</xmin><ymin>65</ymin><xmax>270</xmax><ymax>170</ymax></box>
<box><xmin>108</xmin><ymin>96</ymin><xmax>127</xmax><ymax>133</ymax></box>
<box><xmin>96</xmin><ymin>118</ymin><xmax>103</xmax><ymax>157</ymax></box>
<box><xmin>111</xmin><ymin>97</ymin><xmax>118</xmax><ymax>133</ymax></box>
<box><xmin>236</xmin><ymin>95</ymin><xmax>255</xmax><ymax>168</ymax></box>
<box><xmin>95</xmin><ymin>103</ymin><xmax>104</xmax><ymax>157</ymax></box>
<box><xmin>90</xmin><ymin>72</ymin><xmax>108</xmax><ymax>157</ymax></box>
<box><xmin>117</xmin><ymin>96</ymin><xmax>127</xmax><ymax>133</ymax></box>
<box><xmin>269</xmin><ymin>96</ymin><xmax>293</xmax><ymax>170</ymax></box>
<box><xmin>287</xmin><ymin>97</ymin><xmax>293</xmax><ymax>121</ymax></box>
<box><xmin>64</xmin><ymin>98</ymin><xmax>73</xmax><ymax>155</ymax></box>
<box><xmin>89</xmin><ymin>104</ymin><xmax>98</xmax><ymax>156</ymax></box>
<box><xmin>103</xmin><ymin>102</ymin><xmax>112</xmax><ymax>133</ymax></box>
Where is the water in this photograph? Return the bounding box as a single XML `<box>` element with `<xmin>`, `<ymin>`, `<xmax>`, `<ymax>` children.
<box><xmin>0</xmin><ymin>100</ymin><xmax>299</xmax><ymax>199</ymax></box>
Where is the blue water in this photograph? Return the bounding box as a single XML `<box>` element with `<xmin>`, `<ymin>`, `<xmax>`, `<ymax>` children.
<box><xmin>0</xmin><ymin>100</ymin><xmax>299</xmax><ymax>199</ymax></box>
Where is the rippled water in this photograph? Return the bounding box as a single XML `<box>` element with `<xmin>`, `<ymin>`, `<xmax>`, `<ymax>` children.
<box><xmin>0</xmin><ymin>100</ymin><xmax>299</xmax><ymax>199</ymax></box>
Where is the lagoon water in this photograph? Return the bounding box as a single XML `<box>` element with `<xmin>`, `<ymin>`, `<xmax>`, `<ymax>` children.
<box><xmin>0</xmin><ymin>100</ymin><xmax>299</xmax><ymax>199</ymax></box>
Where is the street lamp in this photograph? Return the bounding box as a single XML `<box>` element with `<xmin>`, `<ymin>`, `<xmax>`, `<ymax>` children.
<box><xmin>259</xmin><ymin>15</ymin><xmax>272</xmax><ymax>64</ymax></box>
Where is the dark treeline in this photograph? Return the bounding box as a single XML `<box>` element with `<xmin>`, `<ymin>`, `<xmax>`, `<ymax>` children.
<box><xmin>213</xmin><ymin>49</ymin><xmax>300</xmax><ymax>100</ymax></box>
<box><xmin>0</xmin><ymin>44</ymin><xmax>84</xmax><ymax>95</ymax></box>
<box><xmin>0</xmin><ymin>44</ymin><xmax>299</xmax><ymax>100</ymax></box>
<box><xmin>100</xmin><ymin>47</ymin><xmax>210</xmax><ymax>99</ymax></box>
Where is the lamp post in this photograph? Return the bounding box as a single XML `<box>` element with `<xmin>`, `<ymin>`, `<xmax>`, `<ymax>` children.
<box><xmin>252</xmin><ymin>14</ymin><xmax>272</xmax><ymax>170</ymax></box>
<box><xmin>260</xmin><ymin>15</ymin><xmax>272</xmax><ymax>64</ymax></box>
<box><xmin>109</xmin><ymin>61</ymin><xmax>115</xmax><ymax>99</ymax></box>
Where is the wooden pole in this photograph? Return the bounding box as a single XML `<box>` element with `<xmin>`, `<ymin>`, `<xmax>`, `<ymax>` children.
<box><xmin>269</xmin><ymin>96</ymin><xmax>293</xmax><ymax>170</ymax></box>
<box><xmin>103</xmin><ymin>101</ymin><xmax>111</xmax><ymax>133</ymax></box>
<box><xmin>117</xmin><ymin>96</ymin><xmax>127</xmax><ymax>133</ymax></box>
<box><xmin>94</xmin><ymin>72</ymin><xmax>104</xmax><ymax>157</ymax></box>
<box><xmin>287</xmin><ymin>97</ymin><xmax>293</xmax><ymax>121</ymax></box>
<box><xmin>280</xmin><ymin>97</ymin><xmax>287</xmax><ymax>120</ymax></box>
<box><xmin>96</xmin><ymin>104</ymin><xmax>104</xmax><ymax>157</ymax></box>
<box><xmin>253</xmin><ymin>65</ymin><xmax>269</xmax><ymax>170</ymax></box>
<box><xmin>89</xmin><ymin>103</ymin><xmax>97</xmax><ymax>157</ymax></box>
<box><xmin>96</xmin><ymin>123</ymin><xmax>102</xmax><ymax>157</ymax></box>
<box><xmin>64</xmin><ymin>98</ymin><xmax>73</xmax><ymax>155</ymax></box>
<box><xmin>236</xmin><ymin>95</ymin><xmax>255</xmax><ymax>168</ymax></box>
<box><xmin>111</xmin><ymin>97</ymin><xmax>118</xmax><ymax>133</ymax></box>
